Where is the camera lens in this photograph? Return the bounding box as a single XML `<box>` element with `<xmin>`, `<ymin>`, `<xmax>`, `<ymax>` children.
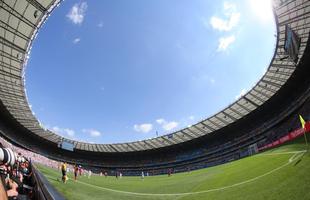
<box><xmin>0</xmin><ymin>148</ymin><xmax>16</xmax><ymax>166</ymax></box>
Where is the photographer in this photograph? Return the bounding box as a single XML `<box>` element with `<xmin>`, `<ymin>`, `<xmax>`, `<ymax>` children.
<box><xmin>6</xmin><ymin>178</ymin><xmax>18</xmax><ymax>198</ymax></box>
<box><xmin>0</xmin><ymin>176</ymin><xmax>8</xmax><ymax>200</ymax></box>
<box><xmin>0</xmin><ymin>148</ymin><xmax>17</xmax><ymax>199</ymax></box>
<box><xmin>0</xmin><ymin>144</ymin><xmax>33</xmax><ymax>200</ymax></box>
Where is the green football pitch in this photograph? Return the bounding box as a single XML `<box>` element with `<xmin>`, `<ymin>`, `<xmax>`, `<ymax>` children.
<box><xmin>37</xmin><ymin>138</ymin><xmax>310</xmax><ymax>200</ymax></box>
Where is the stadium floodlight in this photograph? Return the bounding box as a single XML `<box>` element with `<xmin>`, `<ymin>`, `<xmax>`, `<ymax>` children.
<box><xmin>284</xmin><ymin>25</ymin><xmax>301</xmax><ymax>64</ymax></box>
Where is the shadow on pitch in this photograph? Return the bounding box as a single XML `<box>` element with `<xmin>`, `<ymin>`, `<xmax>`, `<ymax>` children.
<box><xmin>293</xmin><ymin>152</ymin><xmax>306</xmax><ymax>166</ymax></box>
<box><xmin>294</xmin><ymin>159</ymin><xmax>302</xmax><ymax>166</ymax></box>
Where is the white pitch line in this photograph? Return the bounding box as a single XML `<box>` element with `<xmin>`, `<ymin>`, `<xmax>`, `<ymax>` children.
<box><xmin>289</xmin><ymin>151</ymin><xmax>305</xmax><ymax>163</ymax></box>
<box><xmin>258</xmin><ymin>150</ymin><xmax>307</xmax><ymax>156</ymax></box>
<box><xmin>45</xmin><ymin>150</ymin><xmax>307</xmax><ymax>197</ymax></box>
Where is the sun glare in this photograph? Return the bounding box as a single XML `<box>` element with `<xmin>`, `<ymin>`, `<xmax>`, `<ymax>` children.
<box><xmin>249</xmin><ymin>0</ymin><xmax>273</xmax><ymax>22</ymax></box>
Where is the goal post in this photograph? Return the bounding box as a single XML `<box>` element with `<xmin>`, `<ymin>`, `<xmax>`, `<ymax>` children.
<box><xmin>248</xmin><ymin>143</ymin><xmax>258</xmax><ymax>156</ymax></box>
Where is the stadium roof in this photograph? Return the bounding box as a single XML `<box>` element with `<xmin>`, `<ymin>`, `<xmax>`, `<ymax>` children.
<box><xmin>0</xmin><ymin>0</ymin><xmax>309</xmax><ymax>152</ymax></box>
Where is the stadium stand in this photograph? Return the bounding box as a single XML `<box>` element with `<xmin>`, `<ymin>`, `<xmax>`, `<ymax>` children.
<box><xmin>0</xmin><ymin>0</ymin><xmax>309</xmax><ymax>180</ymax></box>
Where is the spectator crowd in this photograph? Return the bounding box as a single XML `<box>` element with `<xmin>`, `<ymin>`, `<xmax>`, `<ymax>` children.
<box><xmin>0</xmin><ymin>136</ymin><xmax>61</xmax><ymax>200</ymax></box>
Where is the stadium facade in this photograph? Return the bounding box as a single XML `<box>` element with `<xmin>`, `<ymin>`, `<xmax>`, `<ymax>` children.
<box><xmin>0</xmin><ymin>0</ymin><xmax>310</xmax><ymax>174</ymax></box>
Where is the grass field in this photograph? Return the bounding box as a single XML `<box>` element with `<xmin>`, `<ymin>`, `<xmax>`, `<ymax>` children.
<box><xmin>37</xmin><ymin>138</ymin><xmax>310</xmax><ymax>200</ymax></box>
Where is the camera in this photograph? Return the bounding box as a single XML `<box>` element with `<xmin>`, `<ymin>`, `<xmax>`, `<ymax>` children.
<box><xmin>0</xmin><ymin>147</ymin><xmax>16</xmax><ymax>166</ymax></box>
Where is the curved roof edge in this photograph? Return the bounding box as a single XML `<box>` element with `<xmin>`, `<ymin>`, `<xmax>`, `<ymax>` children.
<box><xmin>0</xmin><ymin>0</ymin><xmax>309</xmax><ymax>152</ymax></box>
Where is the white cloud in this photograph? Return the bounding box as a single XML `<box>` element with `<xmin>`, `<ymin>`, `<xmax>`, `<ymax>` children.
<box><xmin>52</xmin><ymin>126</ymin><xmax>75</xmax><ymax>138</ymax></box>
<box><xmin>210</xmin><ymin>13</ymin><xmax>240</xmax><ymax>31</ymax></box>
<box><xmin>73</xmin><ymin>38</ymin><xmax>81</xmax><ymax>44</ymax></box>
<box><xmin>210</xmin><ymin>78</ymin><xmax>216</xmax><ymax>84</ymax></box>
<box><xmin>52</xmin><ymin>126</ymin><xmax>60</xmax><ymax>132</ymax></box>
<box><xmin>133</xmin><ymin>123</ymin><xmax>153</xmax><ymax>133</ymax></box>
<box><xmin>163</xmin><ymin>121</ymin><xmax>178</xmax><ymax>131</ymax></box>
<box><xmin>217</xmin><ymin>35</ymin><xmax>235</xmax><ymax>51</ymax></box>
<box><xmin>223</xmin><ymin>2</ymin><xmax>236</xmax><ymax>11</ymax></box>
<box><xmin>66</xmin><ymin>2</ymin><xmax>88</xmax><ymax>25</ymax></box>
<box><xmin>82</xmin><ymin>129</ymin><xmax>102</xmax><ymax>137</ymax></box>
<box><xmin>156</xmin><ymin>119</ymin><xmax>165</xmax><ymax>125</ymax></box>
<box><xmin>189</xmin><ymin>116</ymin><xmax>195</xmax><ymax>120</ymax></box>
<box><xmin>97</xmin><ymin>22</ymin><xmax>104</xmax><ymax>28</ymax></box>
<box><xmin>210</xmin><ymin>2</ymin><xmax>240</xmax><ymax>32</ymax></box>
<box><xmin>156</xmin><ymin>119</ymin><xmax>179</xmax><ymax>131</ymax></box>
<box><xmin>64</xmin><ymin>128</ymin><xmax>75</xmax><ymax>137</ymax></box>
<box><xmin>235</xmin><ymin>88</ymin><xmax>247</xmax><ymax>100</ymax></box>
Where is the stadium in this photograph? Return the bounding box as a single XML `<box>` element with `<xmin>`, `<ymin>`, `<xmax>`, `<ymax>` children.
<box><xmin>0</xmin><ymin>0</ymin><xmax>310</xmax><ymax>199</ymax></box>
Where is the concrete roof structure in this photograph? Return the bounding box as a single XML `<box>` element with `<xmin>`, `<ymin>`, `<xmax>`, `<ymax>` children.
<box><xmin>0</xmin><ymin>0</ymin><xmax>309</xmax><ymax>152</ymax></box>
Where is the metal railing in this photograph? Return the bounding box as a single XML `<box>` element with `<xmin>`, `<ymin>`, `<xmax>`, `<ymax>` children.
<box><xmin>31</xmin><ymin>165</ymin><xmax>65</xmax><ymax>200</ymax></box>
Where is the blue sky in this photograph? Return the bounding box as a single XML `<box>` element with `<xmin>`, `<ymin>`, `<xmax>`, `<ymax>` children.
<box><xmin>26</xmin><ymin>0</ymin><xmax>276</xmax><ymax>143</ymax></box>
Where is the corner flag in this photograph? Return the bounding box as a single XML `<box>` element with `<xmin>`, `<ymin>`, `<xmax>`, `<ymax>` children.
<box><xmin>299</xmin><ymin>115</ymin><xmax>306</xmax><ymax>129</ymax></box>
<box><xmin>299</xmin><ymin>114</ymin><xmax>308</xmax><ymax>147</ymax></box>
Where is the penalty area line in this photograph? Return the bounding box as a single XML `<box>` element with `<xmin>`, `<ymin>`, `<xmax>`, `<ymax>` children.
<box><xmin>45</xmin><ymin>150</ymin><xmax>306</xmax><ymax>197</ymax></box>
